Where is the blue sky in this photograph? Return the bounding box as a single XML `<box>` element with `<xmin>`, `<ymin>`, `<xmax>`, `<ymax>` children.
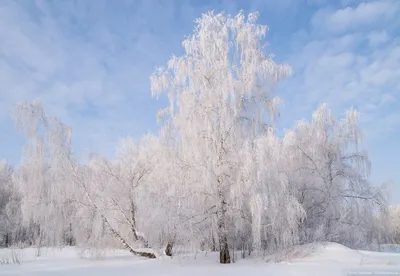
<box><xmin>0</xmin><ymin>0</ymin><xmax>399</xmax><ymax>202</ymax></box>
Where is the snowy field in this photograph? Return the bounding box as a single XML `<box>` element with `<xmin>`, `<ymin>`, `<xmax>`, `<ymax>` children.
<box><xmin>1</xmin><ymin>243</ymin><xmax>400</xmax><ymax>276</ymax></box>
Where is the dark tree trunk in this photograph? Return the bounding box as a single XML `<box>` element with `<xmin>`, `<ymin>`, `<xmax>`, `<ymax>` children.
<box><xmin>217</xmin><ymin>202</ymin><xmax>230</xmax><ymax>263</ymax></box>
<box><xmin>165</xmin><ymin>241</ymin><xmax>173</xmax><ymax>256</ymax></box>
<box><xmin>217</xmin><ymin>176</ymin><xmax>231</xmax><ymax>264</ymax></box>
<box><xmin>4</xmin><ymin>233</ymin><xmax>9</xmax><ymax>247</ymax></box>
<box><xmin>69</xmin><ymin>223</ymin><xmax>75</xmax><ymax>246</ymax></box>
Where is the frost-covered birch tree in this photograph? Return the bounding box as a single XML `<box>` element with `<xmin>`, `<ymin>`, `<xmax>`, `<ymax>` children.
<box><xmin>0</xmin><ymin>160</ymin><xmax>21</xmax><ymax>247</ymax></box>
<box><xmin>240</xmin><ymin>130</ymin><xmax>306</xmax><ymax>254</ymax></box>
<box><xmin>83</xmin><ymin>136</ymin><xmax>155</xmax><ymax>249</ymax></box>
<box><xmin>283</xmin><ymin>104</ymin><xmax>388</xmax><ymax>248</ymax></box>
<box><xmin>129</xmin><ymin>133</ymin><xmax>191</xmax><ymax>256</ymax></box>
<box><xmin>388</xmin><ymin>205</ymin><xmax>400</xmax><ymax>243</ymax></box>
<box><xmin>64</xmin><ymin>139</ymin><xmax>157</xmax><ymax>259</ymax></box>
<box><xmin>12</xmin><ymin>100</ymin><xmax>76</xmax><ymax>249</ymax></box>
<box><xmin>151</xmin><ymin>11</ymin><xmax>291</xmax><ymax>263</ymax></box>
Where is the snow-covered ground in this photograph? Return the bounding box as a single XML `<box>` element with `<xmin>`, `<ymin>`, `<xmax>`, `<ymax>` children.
<box><xmin>1</xmin><ymin>243</ymin><xmax>400</xmax><ymax>276</ymax></box>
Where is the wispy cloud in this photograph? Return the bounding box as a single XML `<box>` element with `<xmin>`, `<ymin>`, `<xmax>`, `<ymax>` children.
<box><xmin>0</xmin><ymin>0</ymin><xmax>399</xmax><ymax>200</ymax></box>
<box><xmin>278</xmin><ymin>1</ymin><xmax>400</xmax><ymax>135</ymax></box>
<box><xmin>271</xmin><ymin>0</ymin><xmax>400</xmax><ymax>197</ymax></box>
<box><xmin>0</xmin><ymin>0</ymin><xmax>195</xmax><ymax>159</ymax></box>
<box><xmin>367</xmin><ymin>30</ymin><xmax>390</xmax><ymax>46</ymax></box>
<box><xmin>0</xmin><ymin>0</ymin><xmax>302</xmax><ymax>161</ymax></box>
<box><xmin>311</xmin><ymin>0</ymin><xmax>400</xmax><ymax>34</ymax></box>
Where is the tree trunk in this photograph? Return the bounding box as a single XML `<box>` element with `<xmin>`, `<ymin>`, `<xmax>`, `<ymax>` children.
<box><xmin>129</xmin><ymin>200</ymin><xmax>150</xmax><ymax>248</ymax></box>
<box><xmin>165</xmin><ymin>241</ymin><xmax>173</xmax><ymax>256</ymax></box>
<box><xmin>217</xmin><ymin>176</ymin><xmax>231</xmax><ymax>264</ymax></box>
<box><xmin>130</xmin><ymin>200</ymin><xmax>139</xmax><ymax>241</ymax></box>
<box><xmin>219</xmin><ymin>232</ymin><xmax>230</xmax><ymax>263</ymax></box>
<box><xmin>211</xmin><ymin>231</ymin><xmax>217</xmax><ymax>251</ymax></box>
<box><xmin>4</xmin><ymin>233</ymin><xmax>9</xmax><ymax>247</ymax></box>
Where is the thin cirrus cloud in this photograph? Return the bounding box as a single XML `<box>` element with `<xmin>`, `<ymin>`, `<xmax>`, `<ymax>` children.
<box><xmin>0</xmin><ymin>0</ymin><xmax>399</xmax><ymax>200</ymax></box>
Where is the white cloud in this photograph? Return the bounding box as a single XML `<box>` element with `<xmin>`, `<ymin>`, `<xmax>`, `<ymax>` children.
<box><xmin>280</xmin><ymin>2</ymin><xmax>400</xmax><ymax>141</ymax></box>
<box><xmin>279</xmin><ymin>9</ymin><xmax>399</xmax><ymax>191</ymax></box>
<box><xmin>0</xmin><ymin>1</ymin><xmax>181</xmax><ymax>162</ymax></box>
<box><xmin>0</xmin><ymin>0</ymin><xmax>398</xmax><ymax>161</ymax></box>
<box><xmin>290</xmin><ymin>39</ymin><xmax>400</xmax><ymax>115</ymax></box>
<box><xmin>0</xmin><ymin>0</ymin><xmax>398</xmax><ymax>199</ymax></box>
<box><xmin>362</xmin><ymin>93</ymin><xmax>396</xmax><ymax>112</ymax></box>
<box><xmin>2</xmin><ymin>0</ymin><xmax>294</xmax><ymax>162</ymax></box>
<box><xmin>359</xmin><ymin>44</ymin><xmax>400</xmax><ymax>87</ymax></box>
<box><xmin>368</xmin><ymin>30</ymin><xmax>389</xmax><ymax>46</ymax></box>
<box><xmin>311</xmin><ymin>0</ymin><xmax>400</xmax><ymax>33</ymax></box>
<box><xmin>307</xmin><ymin>0</ymin><xmax>376</xmax><ymax>7</ymax></box>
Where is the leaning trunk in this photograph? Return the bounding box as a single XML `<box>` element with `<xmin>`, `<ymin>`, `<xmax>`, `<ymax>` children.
<box><xmin>130</xmin><ymin>204</ymin><xmax>149</xmax><ymax>247</ymax></box>
<box><xmin>101</xmin><ymin>214</ymin><xmax>156</xmax><ymax>259</ymax></box>
<box><xmin>75</xmin><ymin>176</ymin><xmax>155</xmax><ymax>259</ymax></box>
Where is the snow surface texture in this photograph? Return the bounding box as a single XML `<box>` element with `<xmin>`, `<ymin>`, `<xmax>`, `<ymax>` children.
<box><xmin>1</xmin><ymin>243</ymin><xmax>400</xmax><ymax>276</ymax></box>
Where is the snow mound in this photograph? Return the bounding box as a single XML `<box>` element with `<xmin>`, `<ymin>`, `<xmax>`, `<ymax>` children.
<box><xmin>308</xmin><ymin>242</ymin><xmax>364</xmax><ymax>264</ymax></box>
<box><xmin>264</xmin><ymin>242</ymin><xmax>363</xmax><ymax>264</ymax></box>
